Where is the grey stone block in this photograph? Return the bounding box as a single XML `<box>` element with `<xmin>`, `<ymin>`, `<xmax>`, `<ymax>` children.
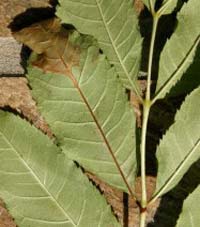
<box><xmin>0</xmin><ymin>37</ymin><xmax>24</xmax><ymax>76</ymax></box>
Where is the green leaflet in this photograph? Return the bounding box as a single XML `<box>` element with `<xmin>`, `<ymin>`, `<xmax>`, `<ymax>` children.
<box><xmin>56</xmin><ymin>0</ymin><xmax>142</xmax><ymax>95</ymax></box>
<box><xmin>0</xmin><ymin>111</ymin><xmax>121</xmax><ymax>227</ymax></box>
<box><xmin>154</xmin><ymin>0</ymin><xmax>200</xmax><ymax>102</ymax></box>
<box><xmin>27</xmin><ymin>33</ymin><xmax>137</xmax><ymax>193</ymax></box>
<box><xmin>154</xmin><ymin>87</ymin><xmax>200</xmax><ymax>198</ymax></box>
<box><xmin>158</xmin><ymin>0</ymin><xmax>179</xmax><ymax>15</ymax></box>
<box><xmin>176</xmin><ymin>186</ymin><xmax>200</xmax><ymax>227</ymax></box>
<box><xmin>168</xmin><ymin>46</ymin><xmax>200</xmax><ymax>97</ymax></box>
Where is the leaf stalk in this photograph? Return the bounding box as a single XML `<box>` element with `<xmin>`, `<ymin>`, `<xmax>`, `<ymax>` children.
<box><xmin>139</xmin><ymin>210</ymin><xmax>147</xmax><ymax>227</ymax></box>
<box><xmin>139</xmin><ymin>14</ymin><xmax>159</xmax><ymax>227</ymax></box>
<box><xmin>149</xmin><ymin>0</ymin><xmax>155</xmax><ymax>14</ymax></box>
<box><xmin>146</xmin><ymin>15</ymin><xmax>159</xmax><ymax>101</ymax></box>
<box><xmin>140</xmin><ymin>102</ymin><xmax>150</xmax><ymax>209</ymax></box>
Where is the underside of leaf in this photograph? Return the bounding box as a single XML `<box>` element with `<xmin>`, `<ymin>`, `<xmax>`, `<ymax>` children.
<box><xmin>167</xmin><ymin>46</ymin><xmax>200</xmax><ymax>97</ymax></box>
<box><xmin>154</xmin><ymin>87</ymin><xmax>200</xmax><ymax>198</ymax></box>
<box><xmin>14</xmin><ymin>18</ymin><xmax>137</xmax><ymax>194</ymax></box>
<box><xmin>154</xmin><ymin>0</ymin><xmax>200</xmax><ymax>101</ymax></box>
<box><xmin>176</xmin><ymin>186</ymin><xmax>200</xmax><ymax>227</ymax></box>
<box><xmin>56</xmin><ymin>0</ymin><xmax>142</xmax><ymax>97</ymax></box>
<box><xmin>0</xmin><ymin>111</ymin><xmax>120</xmax><ymax>227</ymax></box>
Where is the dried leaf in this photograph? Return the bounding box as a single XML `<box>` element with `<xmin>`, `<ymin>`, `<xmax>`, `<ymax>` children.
<box><xmin>14</xmin><ymin>18</ymin><xmax>80</xmax><ymax>75</ymax></box>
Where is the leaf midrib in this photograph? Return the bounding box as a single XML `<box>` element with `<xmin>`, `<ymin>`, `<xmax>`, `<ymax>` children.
<box><xmin>59</xmin><ymin>54</ymin><xmax>135</xmax><ymax>196</ymax></box>
<box><xmin>1</xmin><ymin>132</ymin><xmax>76</xmax><ymax>227</ymax></box>
<box><xmin>95</xmin><ymin>0</ymin><xmax>140</xmax><ymax>96</ymax></box>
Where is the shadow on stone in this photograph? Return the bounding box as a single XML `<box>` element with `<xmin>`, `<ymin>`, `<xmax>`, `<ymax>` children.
<box><xmin>7</xmin><ymin>2</ymin><xmax>58</xmax><ymax>76</ymax></box>
<box><xmin>9</xmin><ymin>6</ymin><xmax>55</xmax><ymax>32</ymax></box>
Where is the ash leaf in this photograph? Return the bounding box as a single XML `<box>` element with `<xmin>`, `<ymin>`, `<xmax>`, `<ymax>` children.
<box><xmin>14</xmin><ymin>18</ymin><xmax>138</xmax><ymax>194</ymax></box>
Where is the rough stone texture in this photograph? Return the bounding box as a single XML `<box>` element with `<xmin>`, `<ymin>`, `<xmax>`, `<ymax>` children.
<box><xmin>0</xmin><ymin>1</ymin><xmax>52</xmax><ymax>225</ymax></box>
<box><xmin>0</xmin><ymin>0</ymin><xmax>53</xmax><ymax>135</ymax></box>
<box><xmin>0</xmin><ymin>37</ymin><xmax>24</xmax><ymax>75</ymax></box>
<box><xmin>0</xmin><ymin>0</ymin><xmax>53</xmax><ymax>75</ymax></box>
<box><xmin>0</xmin><ymin>0</ymin><xmax>50</xmax><ymax>36</ymax></box>
<box><xmin>0</xmin><ymin>199</ymin><xmax>16</xmax><ymax>227</ymax></box>
<box><xmin>0</xmin><ymin>77</ymin><xmax>53</xmax><ymax>137</ymax></box>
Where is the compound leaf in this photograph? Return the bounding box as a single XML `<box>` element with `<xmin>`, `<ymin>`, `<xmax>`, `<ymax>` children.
<box><xmin>0</xmin><ymin>111</ymin><xmax>121</xmax><ymax>227</ymax></box>
<box><xmin>56</xmin><ymin>0</ymin><xmax>142</xmax><ymax>96</ymax></box>
<box><xmin>154</xmin><ymin>87</ymin><xmax>200</xmax><ymax>198</ymax></box>
<box><xmin>154</xmin><ymin>0</ymin><xmax>200</xmax><ymax>102</ymax></box>
<box><xmin>14</xmin><ymin>19</ymin><xmax>137</xmax><ymax>194</ymax></box>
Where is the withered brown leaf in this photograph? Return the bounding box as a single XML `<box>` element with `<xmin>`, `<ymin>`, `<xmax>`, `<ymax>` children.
<box><xmin>13</xmin><ymin>18</ymin><xmax>80</xmax><ymax>75</ymax></box>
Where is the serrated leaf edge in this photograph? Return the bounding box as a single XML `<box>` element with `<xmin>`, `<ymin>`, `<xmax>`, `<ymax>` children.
<box><xmin>152</xmin><ymin>36</ymin><xmax>200</xmax><ymax>104</ymax></box>
<box><xmin>151</xmin><ymin>139</ymin><xmax>200</xmax><ymax>203</ymax></box>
